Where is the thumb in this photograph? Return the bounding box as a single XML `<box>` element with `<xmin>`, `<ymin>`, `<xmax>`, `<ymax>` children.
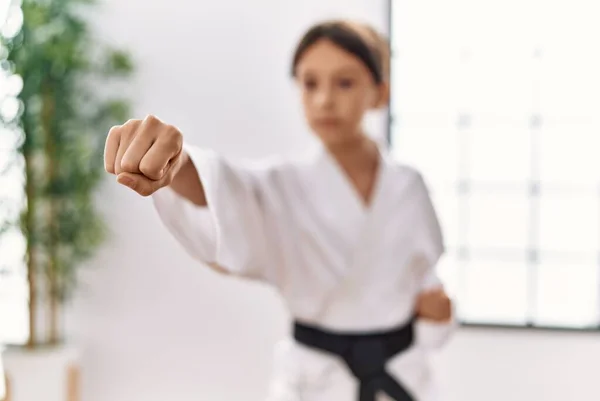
<box><xmin>117</xmin><ymin>172</ymin><xmax>159</xmax><ymax>197</ymax></box>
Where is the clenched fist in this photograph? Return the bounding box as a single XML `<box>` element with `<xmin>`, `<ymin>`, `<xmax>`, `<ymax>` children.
<box><xmin>416</xmin><ymin>287</ymin><xmax>453</xmax><ymax>322</ymax></box>
<box><xmin>104</xmin><ymin>115</ymin><xmax>184</xmax><ymax>197</ymax></box>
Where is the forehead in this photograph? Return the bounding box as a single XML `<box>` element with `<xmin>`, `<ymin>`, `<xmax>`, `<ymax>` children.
<box><xmin>295</xmin><ymin>39</ymin><xmax>369</xmax><ymax>76</ymax></box>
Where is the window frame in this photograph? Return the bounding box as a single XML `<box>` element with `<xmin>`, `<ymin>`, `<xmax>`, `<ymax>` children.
<box><xmin>386</xmin><ymin>0</ymin><xmax>600</xmax><ymax>332</ymax></box>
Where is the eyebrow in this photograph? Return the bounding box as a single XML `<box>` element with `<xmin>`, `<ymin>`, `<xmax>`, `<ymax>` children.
<box><xmin>334</xmin><ymin>66</ymin><xmax>362</xmax><ymax>75</ymax></box>
<box><xmin>300</xmin><ymin>66</ymin><xmax>362</xmax><ymax>77</ymax></box>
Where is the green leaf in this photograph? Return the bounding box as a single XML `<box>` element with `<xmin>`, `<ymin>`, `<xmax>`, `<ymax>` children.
<box><xmin>1</xmin><ymin>0</ymin><xmax>135</xmax><ymax>311</ymax></box>
<box><xmin>103</xmin><ymin>49</ymin><xmax>133</xmax><ymax>75</ymax></box>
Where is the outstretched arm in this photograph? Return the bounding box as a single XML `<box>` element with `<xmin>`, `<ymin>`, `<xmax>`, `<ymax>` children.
<box><xmin>168</xmin><ymin>150</ymin><xmax>207</xmax><ymax>206</ymax></box>
<box><xmin>104</xmin><ymin>114</ymin><xmax>277</xmax><ymax>279</ymax></box>
<box><xmin>104</xmin><ymin>114</ymin><xmax>206</xmax><ymax>206</ymax></box>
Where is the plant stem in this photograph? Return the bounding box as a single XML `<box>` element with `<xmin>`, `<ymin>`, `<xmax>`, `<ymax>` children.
<box><xmin>24</xmin><ymin>150</ymin><xmax>36</xmax><ymax>349</ymax></box>
<box><xmin>42</xmin><ymin>81</ymin><xmax>59</xmax><ymax>346</ymax></box>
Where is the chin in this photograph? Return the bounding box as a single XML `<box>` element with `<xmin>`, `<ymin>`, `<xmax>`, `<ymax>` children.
<box><xmin>315</xmin><ymin>129</ymin><xmax>364</xmax><ymax>147</ymax></box>
<box><xmin>313</xmin><ymin>127</ymin><xmax>348</xmax><ymax>144</ymax></box>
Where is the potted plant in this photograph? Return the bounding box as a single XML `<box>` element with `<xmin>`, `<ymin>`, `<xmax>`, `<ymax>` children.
<box><xmin>0</xmin><ymin>0</ymin><xmax>133</xmax><ymax>399</ymax></box>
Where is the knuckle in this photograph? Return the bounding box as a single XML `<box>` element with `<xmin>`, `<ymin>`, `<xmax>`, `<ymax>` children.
<box><xmin>108</xmin><ymin>124</ymin><xmax>121</xmax><ymax>137</ymax></box>
<box><xmin>125</xmin><ymin>118</ymin><xmax>142</xmax><ymax>127</ymax></box>
<box><xmin>139</xmin><ymin>161</ymin><xmax>161</xmax><ymax>179</ymax></box>
<box><xmin>122</xmin><ymin>119</ymin><xmax>142</xmax><ymax>138</ymax></box>
<box><xmin>164</xmin><ymin>124</ymin><xmax>180</xmax><ymax>137</ymax></box>
<box><xmin>144</xmin><ymin>114</ymin><xmax>161</xmax><ymax>126</ymax></box>
<box><xmin>120</xmin><ymin>158</ymin><xmax>138</xmax><ymax>172</ymax></box>
<box><xmin>163</xmin><ymin>125</ymin><xmax>183</xmax><ymax>149</ymax></box>
<box><xmin>122</xmin><ymin>126</ymin><xmax>136</xmax><ymax>140</ymax></box>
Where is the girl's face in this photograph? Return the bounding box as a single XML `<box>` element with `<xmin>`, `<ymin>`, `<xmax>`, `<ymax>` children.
<box><xmin>295</xmin><ymin>39</ymin><xmax>388</xmax><ymax>146</ymax></box>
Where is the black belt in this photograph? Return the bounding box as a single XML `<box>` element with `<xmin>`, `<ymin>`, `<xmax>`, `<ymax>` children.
<box><xmin>293</xmin><ymin>318</ymin><xmax>416</xmax><ymax>401</ymax></box>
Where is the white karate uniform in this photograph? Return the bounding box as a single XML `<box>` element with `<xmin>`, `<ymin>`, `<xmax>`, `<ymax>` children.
<box><xmin>152</xmin><ymin>143</ymin><xmax>456</xmax><ymax>401</ymax></box>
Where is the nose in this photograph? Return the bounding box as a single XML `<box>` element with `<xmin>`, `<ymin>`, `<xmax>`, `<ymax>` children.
<box><xmin>314</xmin><ymin>86</ymin><xmax>334</xmax><ymax>110</ymax></box>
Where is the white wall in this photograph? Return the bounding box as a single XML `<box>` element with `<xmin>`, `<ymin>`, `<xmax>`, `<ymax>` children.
<box><xmin>67</xmin><ymin>1</ymin><xmax>388</xmax><ymax>401</ymax></box>
<box><xmin>66</xmin><ymin>1</ymin><xmax>600</xmax><ymax>401</ymax></box>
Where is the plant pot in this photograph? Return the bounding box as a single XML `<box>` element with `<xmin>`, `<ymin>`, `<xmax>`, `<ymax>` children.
<box><xmin>1</xmin><ymin>348</ymin><xmax>6</xmax><ymax>401</ymax></box>
<box><xmin>2</xmin><ymin>344</ymin><xmax>80</xmax><ymax>401</ymax></box>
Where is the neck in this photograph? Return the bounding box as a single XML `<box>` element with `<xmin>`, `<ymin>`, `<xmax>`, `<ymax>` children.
<box><xmin>325</xmin><ymin>130</ymin><xmax>369</xmax><ymax>152</ymax></box>
<box><xmin>323</xmin><ymin>132</ymin><xmax>379</xmax><ymax>169</ymax></box>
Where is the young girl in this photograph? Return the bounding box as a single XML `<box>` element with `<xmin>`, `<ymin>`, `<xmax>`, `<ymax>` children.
<box><xmin>104</xmin><ymin>20</ymin><xmax>455</xmax><ymax>401</ymax></box>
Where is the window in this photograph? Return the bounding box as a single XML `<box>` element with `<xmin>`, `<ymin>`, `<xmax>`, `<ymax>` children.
<box><xmin>389</xmin><ymin>0</ymin><xmax>600</xmax><ymax>329</ymax></box>
<box><xmin>0</xmin><ymin>0</ymin><xmax>28</xmax><ymax>344</ymax></box>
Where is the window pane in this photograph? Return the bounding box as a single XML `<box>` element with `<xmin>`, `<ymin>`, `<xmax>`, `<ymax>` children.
<box><xmin>391</xmin><ymin>0</ymin><xmax>600</xmax><ymax>329</ymax></box>
<box><xmin>459</xmin><ymin>260</ymin><xmax>529</xmax><ymax>324</ymax></box>
<box><xmin>0</xmin><ymin>275</ymin><xmax>29</xmax><ymax>344</ymax></box>
<box><xmin>533</xmin><ymin>261</ymin><xmax>599</xmax><ymax>328</ymax></box>
<box><xmin>0</xmin><ymin>149</ymin><xmax>14</xmax><ymax>175</ymax></box>
<box><xmin>0</xmin><ymin>126</ymin><xmax>24</xmax><ymax>151</ymax></box>
<box><xmin>467</xmin><ymin>192</ymin><xmax>530</xmax><ymax>249</ymax></box>
<box><xmin>430</xmin><ymin>190</ymin><xmax>460</xmax><ymax>250</ymax></box>
<box><xmin>539</xmin><ymin>122</ymin><xmax>600</xmax><ymax>186</ymax></box>
<box><xmin>393</xmin><ymin>0</ymin><xmax>540</xmax><ymax>53</ymax></box>
<box><xmin>538</xmin><ymin>1</ymin><xmax>600</xmax><ymax>120</ymax></box>
<box><xmin>0</xmin><ymin>228</ymin><xmax>28</xmax><ymax>345</ymax></box>
<box><xmin>539</xmin><ymin>195</ymin><xmax>598</xmax><ymax>253</ymax></box>
<box><xmin>391</xmin><ymin>115</ymin><xmax>459</xmax><ymax>187</ymax></box>
<box><xmin>458</xmin><ymin>55</ymin><xmax>536</xmax><ymax>118</ymax></box>
<box><xmin>436</xmin><ymin>253</ymin><xmax>460</xmax><ymax>299</ymax></box>
<box><xmin>0</xmin><ymin>140</ymin><xmax>27</xmax><ymax>344</ymax></box>
<box><xmin>460</xmin><ymin>0</ymin><xmax>540</xmax><ymax>53</ymax></box>
<box><xmin>391</xmin><ymin>56</ymin><xmax>461</xmax><ymax>114</ymax></box>
<box><xmin>538</xmin><ymin>54</ymin><xmax>600</xmax><ymax>119</ymax></box>
<box><xmin>540</xmin><ymin>0</ymin><xmax>600</xmax><ymax>52</ymax></box>
<box><xmin>391</xmin><ymin>0</ymin><xmax>464</xmax><ymax>56</ymax></box>
<box><xmin>0</xmin><ymin>151</ymin><xmax>24</xmax><ymax>257</ymax></box>
<box><xmin>0</xmin><ymin>227</ymin><xmax>26</xmax><ymax>268</ymax></box>
<box><xmin>467</xmin><ymin>122</ymin><xmax>532</xmax><ymax>182</ymax></box>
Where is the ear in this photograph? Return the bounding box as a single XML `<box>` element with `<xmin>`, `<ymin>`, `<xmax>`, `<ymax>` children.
<box><xmin>371</xmin><ymin>81</ymin><xmax>390</xmax><ymax>110</ymax></box>
<box><xmin>372</xmin><ymin>81</ymin><xmax>390</xmax><ymax>109</ymax></box>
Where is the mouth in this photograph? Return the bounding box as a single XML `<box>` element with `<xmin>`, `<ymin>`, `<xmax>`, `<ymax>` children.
<box><xmin>315</xmin><ymin>117</ymin><xmax>341</xmax><ymax>126</ymax></box>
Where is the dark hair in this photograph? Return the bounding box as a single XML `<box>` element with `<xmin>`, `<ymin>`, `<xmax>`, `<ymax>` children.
<box><xmin>291</xmin><ymin>21</ymin><xmax>387</xmax><ymax>84</ymax></box>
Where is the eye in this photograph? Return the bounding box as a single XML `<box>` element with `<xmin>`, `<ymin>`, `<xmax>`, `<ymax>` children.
<box><xmin>303</xmin><ymin>79</ymin><xmax>317</xmax><ymax>90</ymax></box>
<box><xmin>338</xmin><ymin>78</ymin><xmax>354</xmax><ymax>89</ymax></box>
